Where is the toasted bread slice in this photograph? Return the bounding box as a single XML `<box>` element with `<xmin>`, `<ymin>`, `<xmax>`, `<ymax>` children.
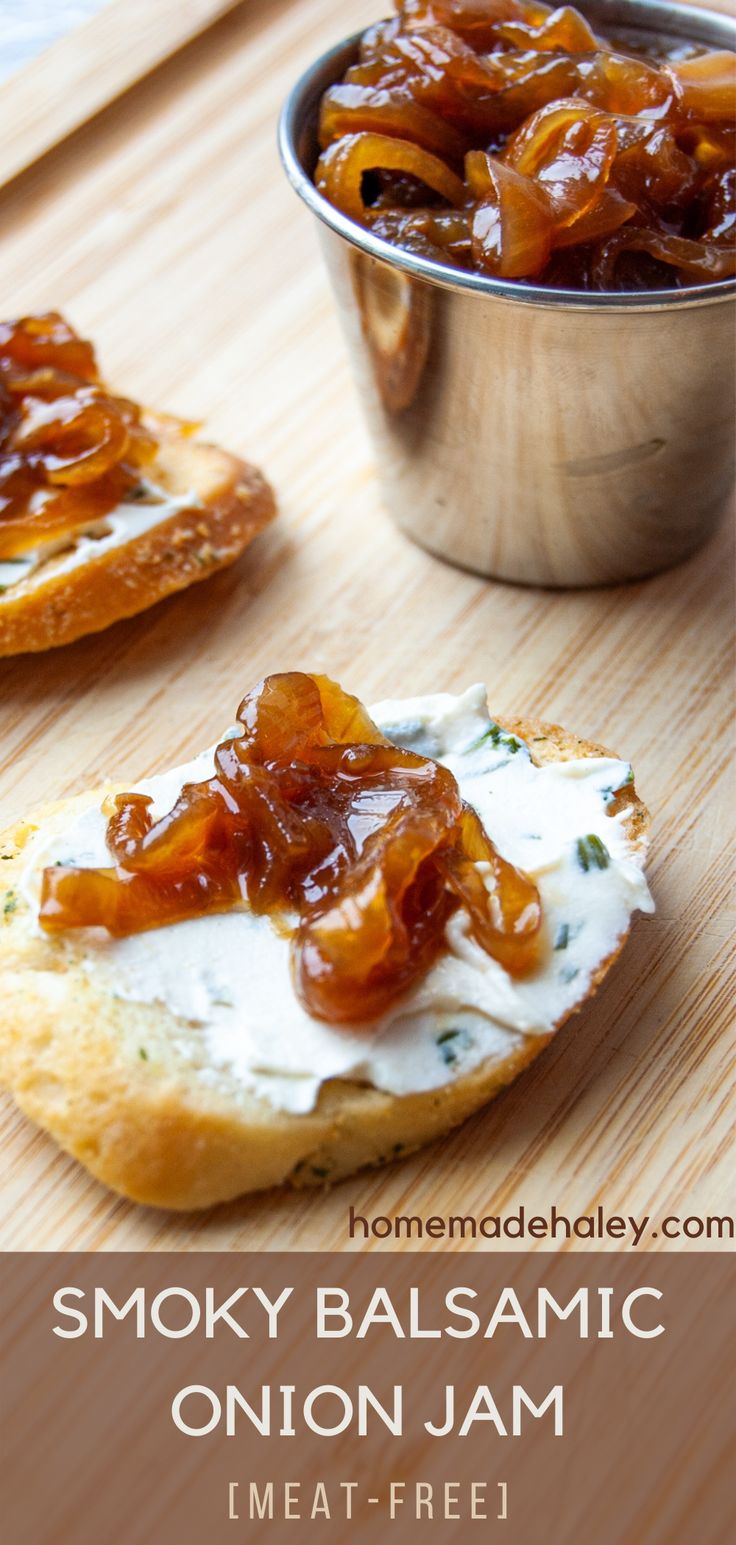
<box><xmin>0</xmin><ymin>715</ymin><xmax>649</xmax><ymax>1210</ymax></box>
<box><xmin>0</xmin><ymin>412</ymin><xmax>275</xmax><ymax>656</ymax></box>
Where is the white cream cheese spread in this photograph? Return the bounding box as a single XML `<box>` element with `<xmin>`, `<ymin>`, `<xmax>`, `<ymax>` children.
<box><xmin>0</xmin><ymin>479</ymin><xmax>201</xmax><ymax>596</ymax></box>
<box><xmin>20</xmin><ymin>686</ymin><xmax>653</xmax><ymax>1114</ymax></box>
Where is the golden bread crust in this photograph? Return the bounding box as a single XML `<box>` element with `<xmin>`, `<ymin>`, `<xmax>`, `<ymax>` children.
<box><xmin>0</xmin><ymin>418</ymin><xmax>275</xmax><ymax>656</ymax></box>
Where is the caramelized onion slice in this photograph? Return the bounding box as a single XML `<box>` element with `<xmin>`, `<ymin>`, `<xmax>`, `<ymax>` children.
<box><xmin>40</xmin><ymin>673</ymin><xmax>543</xmax><ymax>1025</ymax></box>
<box><xmin>0</xmin><ymin>313</ymin><xmax>98</xmax><ymax>382</ymax></box>
<box><xmin>552</xmin><ymin>187</ymin><xmax>635</xmax><ymax>248</ymax></box>
<box><xmin>399</xmin><ymin>2</ymin><xmax>554</xmax><ymax>52</ymax></box>
<box><xmin>0</xmin><ymin>469</ymin><xmax>134</xmax><ymax>559</ymax></box>
<box><xmin>671</xmin><ymin>51</ymin><xmax>736</xmax><ymax>124</ymax></box>
<box><xmin>0</xmin><ymin>313</ymin><xmax>164</xmax><ymax>559</ymax></box>
<box><xmin>319</xmin><ymin>85</ymin><xmax>468</xmax><ymax>162</ymax></box>
<box><xmin>467</xmin><ymin>151</ymin><xmax>553</xmax><ymax>275</ymax></box>
<box><xmin>593</xmin><ymin>226</ymin><xmax>736</xmax><ymax>287</ymax></box>
<box><xmin>315</xmin><ymin>132</ymin><xmax>466</xmax><ymax>224</ymax></box>
<box><xmin>14</xmin><ymin>391</ymin><xmax>131</xmax><ymax>485</ymax></box>
<box><xmin>504</xmin><ymin>98</ymin><xmax>617</xmax><ymax>226</ymax></box>
<box><xmin>612</xmin><ymin>125</ymin><xmax>698</xmax><ymax>210</ymax></box>
<box><xmin>496</xmin><ymin>5</ymin><xmax>598</xmax><ymax>54</ymax></box>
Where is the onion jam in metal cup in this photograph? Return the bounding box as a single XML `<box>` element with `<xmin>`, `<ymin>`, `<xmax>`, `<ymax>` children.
<box><xmin>279</xmin><ymin>0</ymin><xmax>736</xmax><ymax>587</ymax></box>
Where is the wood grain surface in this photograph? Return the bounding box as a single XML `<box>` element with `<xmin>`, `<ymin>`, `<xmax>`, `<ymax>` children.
<box><xmin>0</xmin><ymin>0</ymin><xmax>733</xmax><ymax>1252</ymax></box>
<box><xmin>0</xmin><ymin>0</ymin><xmax>248</xmax><ymax>188</ymax></box>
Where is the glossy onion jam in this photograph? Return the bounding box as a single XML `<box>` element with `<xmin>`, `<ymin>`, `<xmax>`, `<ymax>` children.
<box><xmin>0</xmin><ymin>313</ymin><xmax>159</xmax><ymax>561</ymax></box>
<box><xmin>40</xmin><ymin>673</ymin><xmax>543</xmax><ymax>1024</ymax></box>
<box><xmin>314</xmin><ymin>0</ymin><xmax>736</xmax><ymax>289</ymax></box>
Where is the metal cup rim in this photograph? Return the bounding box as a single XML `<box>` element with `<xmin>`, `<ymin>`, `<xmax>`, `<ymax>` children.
<box><xmin>278</xmin><ymin>1</ymin><xmax>736</xmax><ymax>313</ymax></box>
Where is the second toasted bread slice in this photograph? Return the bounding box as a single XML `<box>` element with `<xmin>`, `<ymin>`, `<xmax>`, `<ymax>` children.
<box><xmin>0</xmin><ymin>314</ymin><xmax>275</xmax><ymax>654</ymax></box>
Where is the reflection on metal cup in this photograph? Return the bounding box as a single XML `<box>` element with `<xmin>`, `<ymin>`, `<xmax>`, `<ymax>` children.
<box><xmin>279</xmin><ymin>1</ymin><xmax>736</xmax><ymax>588</ymax></box>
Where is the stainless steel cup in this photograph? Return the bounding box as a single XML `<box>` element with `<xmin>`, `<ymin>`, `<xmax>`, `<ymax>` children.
<box><xmin>279</xmin><ymin>0</ymin><xmax>736</xmax><ymax>587</ymax></box>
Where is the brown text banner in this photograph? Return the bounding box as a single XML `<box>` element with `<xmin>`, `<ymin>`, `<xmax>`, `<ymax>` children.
<box><xmin>2</xmin><ymin>1252</ymin><xmax>732</xmax><ymax>1543</ymax></box>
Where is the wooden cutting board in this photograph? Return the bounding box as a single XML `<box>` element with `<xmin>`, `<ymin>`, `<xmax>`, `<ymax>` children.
<box><xmin>0</xmin><ymin>0</ymin><xmax>732</xmax><ymax>1252</ymax></box>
